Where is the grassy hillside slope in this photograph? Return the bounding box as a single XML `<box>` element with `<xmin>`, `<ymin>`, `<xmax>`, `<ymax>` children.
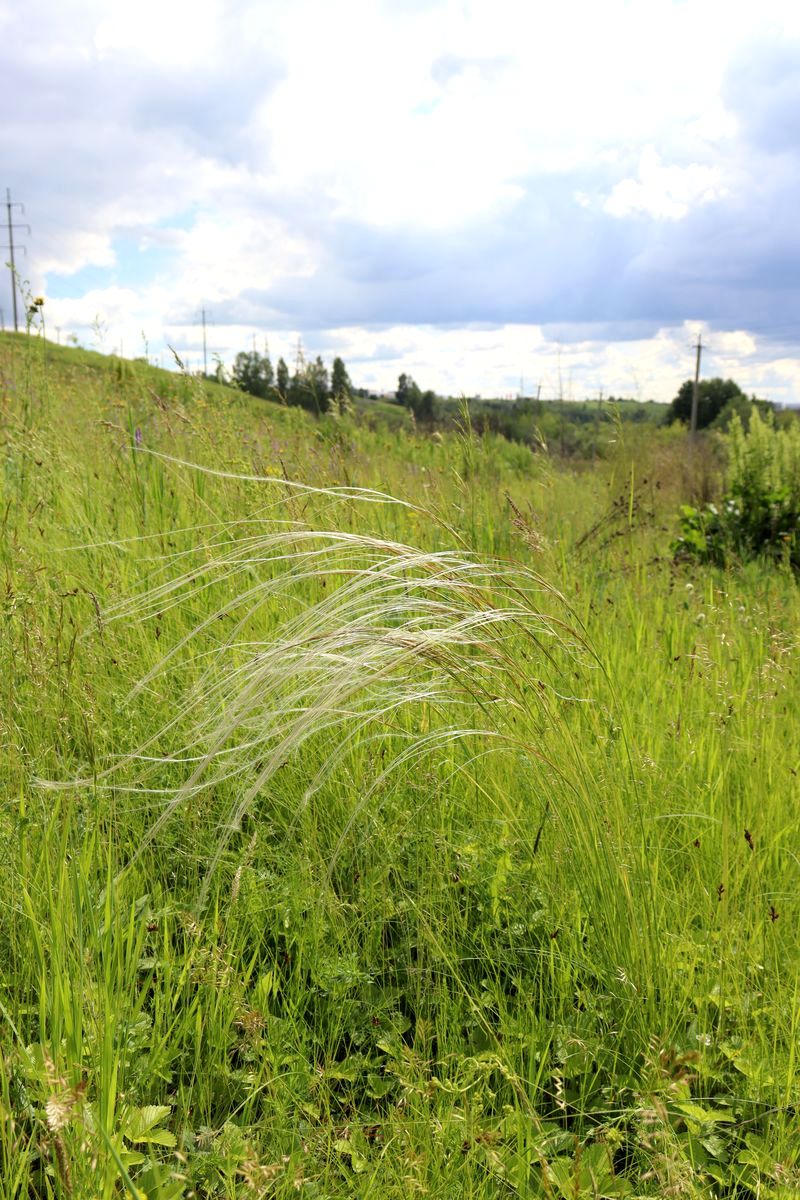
<box><xmin>0</xmin><ymin>331</ymin><xmax>798</xmax><ymax>1198</ymax></box>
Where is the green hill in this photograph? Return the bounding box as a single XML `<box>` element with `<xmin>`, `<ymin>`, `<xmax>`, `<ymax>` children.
<box><xmin>0</xmin><ymin>330</ymin><xmax>797</xmax><ymax>1198</ymax></box>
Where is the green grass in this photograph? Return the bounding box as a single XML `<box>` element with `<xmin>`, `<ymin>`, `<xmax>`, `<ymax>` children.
<box><xmin>0</xmin><ymin>330</ymin><xmax>798</xmax><ymax>1198</ymax></box>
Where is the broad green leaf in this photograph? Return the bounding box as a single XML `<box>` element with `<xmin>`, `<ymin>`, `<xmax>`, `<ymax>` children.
<box><xmin>675</xmin><ymin>1101</ymin><xmax>735</xmax><ymax>1126</ymax></box>
<box><xmin>137</xmin><ymin>1128</ymin><xmax>177</xmax><ymax>1147</ymax></box>
<box><xmin>124</xmin><ymin>1105</ymin><xmax>174</xmax><ymax>1144</ymax></box>
<box><xmin>366</xmin><ymin>1072</ymin><xmax>394</xmax><ymax>1098</ymax></box>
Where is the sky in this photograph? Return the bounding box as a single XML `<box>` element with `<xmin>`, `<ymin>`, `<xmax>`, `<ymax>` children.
<box><xmin>3</xmin><ymin>0</ymin><xmax>800</xmax><ymax>403</ymax></box>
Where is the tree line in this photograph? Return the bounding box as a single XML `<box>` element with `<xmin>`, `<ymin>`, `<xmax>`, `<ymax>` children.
<box><xmin>224</xmin><ymin>345</ymin><xmax>788</xmax><ymax>447</ymax></box>
<box><xmin>228</xmin><ymin>345</ymin><xmax>354</xmax><ymax>415</ymax></box>
<box><xmin>227</xmin><ymin>351</ymin><xmax>442</xmax><ymax>425</ymax></box>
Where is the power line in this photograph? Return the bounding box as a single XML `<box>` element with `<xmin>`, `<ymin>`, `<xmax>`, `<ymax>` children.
<box><xmin>3</xmin><ymin>188</ymin><xmax>30</xmax><ymax>333</ymax></box>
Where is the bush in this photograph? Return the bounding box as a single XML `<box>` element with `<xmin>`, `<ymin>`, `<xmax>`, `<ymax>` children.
<box><xmin>673</xmin><ymin>410</ymin><xmax>800</xmax><ymax>569</ymax></box>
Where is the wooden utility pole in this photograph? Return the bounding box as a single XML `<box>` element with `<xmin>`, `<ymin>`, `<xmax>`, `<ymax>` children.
<box><xmin>594</xmin><ymin>388</ymin><xmax>604</xmax><ymax>461</ymax></box>
<box><xmin>202</xmin><ymin>307</ymin><xmax>208</xmax><ymax>376</ymax></box>
<box><xmin>3</xmin><ymin>189</ymin><xmax>30</xmax><ymax>333</ymax></box>
<box><xmin>690</xmin><ymin>332</ymin><xmax>703</xmax><ymax>437</ymax></box>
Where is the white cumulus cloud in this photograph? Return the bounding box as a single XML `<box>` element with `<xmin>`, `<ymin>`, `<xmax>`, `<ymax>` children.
<box><xmin>605</xmin><ymin>148</ymin><xmax>726</xmax><ymax>220</ymax></box>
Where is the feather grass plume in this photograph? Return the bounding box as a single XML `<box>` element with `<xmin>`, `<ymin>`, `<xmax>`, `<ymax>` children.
<box><xmin>43</xmin><ymin>467</ymin><xmax>649</xmax><ymax>974</ymax></box>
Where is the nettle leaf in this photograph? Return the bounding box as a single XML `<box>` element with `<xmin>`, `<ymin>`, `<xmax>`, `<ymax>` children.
<box><xmin>700</xmin><ymin>1133</ymin><xmax>729</xmax><ymax>1160</ymax></box>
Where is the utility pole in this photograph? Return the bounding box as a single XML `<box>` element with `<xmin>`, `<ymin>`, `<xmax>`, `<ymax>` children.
<box><xmin>690</xmin><ymin>332</ymin><xmax>703</xmax><ymax>437</ymax></box>
<box><xmin>594</xmin><ymin>388</ymin><xmax>604</xmax><ymax>461</ymax></box>
<box><xmin>201</xmin><ymin>307</ymin><xmax>208</xmax><ymax>377</ymax></box>
<box><xmin>4</xmin><ymin>189</ymin><xmax>30</xmax><ymax>333</ymax></box>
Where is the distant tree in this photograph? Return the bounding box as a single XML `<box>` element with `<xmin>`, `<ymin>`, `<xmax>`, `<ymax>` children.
<box><xmin>276</xmin><ymin>357</ymin><xmax>290</xmax><ymax>401</ymax></box>
<box><xmin>287</xmin><ymin>365</ymin><xmax>304</xmax><ymax>409</ymax></box>
<box><xmin>711</xmin><ymin>391</ymin><xmax>753</xmax><ymax>430</ymax></box>
<box><xmin>262</xmin><ymin>350</ymin><xmax>274</xmax><ymax>391</ymax></box>
<box><xmin>331</xmin><ymin>356</ymin><xmax>351</xmax><ymax>399</ymax></box>
<box><xmin>330</xmin><ymin>356</ymin><xmax>353</xmax><ymax>415</ymax></box>
<box><xmin>285</xmin><ymin>354</ymin><xmax>331</xmax><ymax>415</ymax></box>
<box><xmin>287</xmin><ymin>339</ymin><xmax>308</xmax><ymax>410</ymax></box>
<box><xmin>231</xmin><ymin>350</ymin><xmax>274</xmax><ymax>399</ymax></box>
<box><xmin>232</xmin><ymin>351</ymin><xmax>255</xmax><ymax>394</ymax></box>
<box><xmin>417</xmin><ymin>389</ymin><xmax>436</xmax><ymax>423</ymax></box>
<box><xmin>667</xmin><ymin>378</ymin><xmax>746</xmax><ymax>430</ymax></box>
<box><xmin>396</xmin><ymin>373</ymin><xmax>411</xmax><ymax>407</ymax></box>
<box><xmin>307</xmin><ymin>355</ymin><xmax>330</xmax><ymax>414</ymax></box>
<box><xmin>396</xmin><ymin>373</ymin><xmax>433</xmax><ymax>422</ymax></box>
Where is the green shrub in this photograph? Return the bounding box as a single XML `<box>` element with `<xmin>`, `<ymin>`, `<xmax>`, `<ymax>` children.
<box><xmin>673</xmin><ymin>410</ymin><xmax>800</xmax><ymax>569</ymax></box>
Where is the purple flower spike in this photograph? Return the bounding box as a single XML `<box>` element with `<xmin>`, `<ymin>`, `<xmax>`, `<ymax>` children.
<box><xmin>134</xmin><ymin>427</ymin><xmax>143</xmax><ymax>447</ymax></box>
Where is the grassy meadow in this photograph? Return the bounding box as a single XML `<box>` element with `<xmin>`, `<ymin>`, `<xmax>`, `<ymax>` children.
<box><xmin>0</xmin><ymin>329</ymin><xmax>798</xmax><ymax>1198</ymax></box>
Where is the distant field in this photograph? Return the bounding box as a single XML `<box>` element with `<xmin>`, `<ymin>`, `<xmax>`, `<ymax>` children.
<box><xmin>0</xmin><ymin>331</ymin><xmax>797</xmax><ymax>1199</ymax></box>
